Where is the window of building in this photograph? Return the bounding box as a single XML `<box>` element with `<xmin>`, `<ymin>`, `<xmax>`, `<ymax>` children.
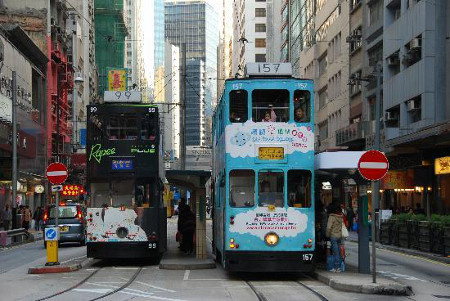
<box><xmin>255</xmin><ymin>53</ymin><xmax>266</xmax><ymax>62</ymax></box>
<box><xmin>255</xmin><ymin>23</ymin><xmax>266</xmax><ymax>32</ymax></box>
<box><xmin>317</xmin><ymin>53</ymin><xmax>327</xmax><ymax>77</ymax></box>
<box><xmin>252</xmin><ymin>89</ymin><xmax>289</xmax><ymax>122</ymax></box>
<box><xmin>255</xmin><ymin>38</ymin><xmax>266</xmax><ymax>48</ymax></box>
<box><xmin>108</xmin><ymin>114</ymin><xmax>138</xmax><ymax>140</ymax></box>
<box><xmin>255</xmin><ymin>8</ymin><xmax>266</xmax><ymax>17</ymax></box>
<box><xmin>140</xmin><ymin>113</ymin><xmax>158</xmax><ymax>141</ymax></box>
<box><xmin>288</xmin><ymin>170</ymin><xmax>312</xmax><ymax>208</ymax></box>
<box><xmin>258</xmin><ymin>170</ymin><xmax>284</xmax><ymax>207</ymax></box>
<box><xmin>229</xmin><ymin>90</ymin><xmax>248</xmax><ymax>123</ymax></box>
<box><xmin>350</xmin><ymin>0</ymin><xmax>362</xmax><ymax>11</ymax></box>
<box><xmin>318</xmin><ymin>88</ymin><xmax>328</xmax><ymax>109</ymax></box>
<box><xmin>230</xmin><ymin>170</ymin><xmax>255</xmax><ymax>207</ymax></box>
<box><xmin>319</xmin><ymin>121</ymin><xmax>328</xmax><ymax>141</ymax></box>
<box><xmin>255</xmin><ymin>0</ymin><xmax>266</xmax><ymax>2</ymax></box>
<box><xmin>403</xmin><ymin>36</ymin><xmax>422</xmax><ymax>67</ymax></box>
<box><xmin>350</xmin><ymin>26</ymin><xmax>362</xmax><ymax>53</ymax></box>
<box><xmin>350</xmin><ymin>70</ymin><xmax>362</xmax><ymax>95</ymax></box>
<box><xmin>368</xmin><ymin>0</ymin><xmax>383</xmax><ymax>26</ymax></box>
<box><xmin>294</xmin><ymin>90</ymin><xmax>311</xmax><ymax>123</ymax></box>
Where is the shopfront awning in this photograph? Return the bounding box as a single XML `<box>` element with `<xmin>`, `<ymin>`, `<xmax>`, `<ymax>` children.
<box><xmin>315</xmin><ymin>151</ymin><xmax>366</xmax><ymax>170</ymax></box>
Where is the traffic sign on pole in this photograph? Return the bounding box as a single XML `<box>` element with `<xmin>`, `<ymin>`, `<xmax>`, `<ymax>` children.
<box><xmin>358</xmin><ymin>150</ymin><xmax>389</xmax><ymax>181</ymax></box>
<box><xmin>46</xmin><ymin>163</ymin><xmax>68</xmax><ymax>185</ymax></box>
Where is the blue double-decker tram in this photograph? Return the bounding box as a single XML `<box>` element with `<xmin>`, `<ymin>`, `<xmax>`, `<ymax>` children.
<box><xmin>212</xmin><ymin>63</ymin><xmax>315</xmax><ymax>272</ymax></box>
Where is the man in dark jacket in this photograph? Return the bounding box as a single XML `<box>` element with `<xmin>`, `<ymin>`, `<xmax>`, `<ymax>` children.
<box><xmin>180</xmin><ymin>205</ymin><xmax>196</xmax><ymax>254</ymax></box>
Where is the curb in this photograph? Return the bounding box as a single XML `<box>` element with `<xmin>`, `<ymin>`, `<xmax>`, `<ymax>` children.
<box><xmin>347</xmin><ymin>238</ymin><xmax>450</xmax><ymax>265</ymax></box>
<box><xmin>312</xmin><ymin>271</ymin><xmax>412</xmax><ymax>296</ymax></box>
<box><xmin>159</xmin><ymin>260</ymin><xmax>216</xmax><ymax>270</ymax></box>
<box><xmin>28</xmin><ymin>263</ymin><xmax>82</xmax><ymax>274</ymax></box>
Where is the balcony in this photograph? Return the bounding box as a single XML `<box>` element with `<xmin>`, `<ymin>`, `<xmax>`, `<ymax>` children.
<box><xmin>335</xmin><ymin>122</ymin><xmax>365</xmax><ymax>147</ymax></box>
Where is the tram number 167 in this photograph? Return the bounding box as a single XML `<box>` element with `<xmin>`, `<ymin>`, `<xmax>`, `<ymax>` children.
<box><xmin>148</xmin><ymin>243</ymin><xmax>157</xmax><ymax>249</ymax></box>
<box><xmin>302</xmin><ymin>254</ymin><xmax>313</xmax><ymax>261</ymax></box>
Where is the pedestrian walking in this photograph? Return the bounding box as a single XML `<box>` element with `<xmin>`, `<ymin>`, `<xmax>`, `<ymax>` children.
<box><xmin>23</xmin><ymin>205</ymin><xmax>31</xmax><ymax>230</ymax></box>
<box><xmin>326</xmin><ymin>203</ymin><xmax>344</xmax><ymax>272</ymax></box>
<box><xmin>346</xmin><ymin>205</ymin><xmax>355</xmax><ymax>231</ymax></box>
<box><xmin>33</xmin><ymin>206</ymin><xmax>42</xmax><ymax>231</ymax></box>
<box><xmin>3</xmin><ymin>204</ymin><xmax>11</xmax><ymax>230</ymax></box>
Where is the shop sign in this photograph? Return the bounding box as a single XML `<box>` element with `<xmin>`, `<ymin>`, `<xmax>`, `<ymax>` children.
<box><xmin>34</xmin><ymin>185</ymin><xmax>44</xmax><ymax>194</ymax></box>
<box><xmin>107</xmin><ymin>68</ymin><xmax>127</xmax><ymax>91</ymax></box>
<box><xmin>435</xmin><ymin>156</ymin><xmax>450</xmax><ymax>175</ymax></box>
<box><xmin>61</xmin><ymin>184</ymin><xmax>84</xmax><ymax>196</ymax></box>
<box><xmin>381</xmin><ymin>170</ymin><xmax>414</xmax><ymax>190</ymax></box>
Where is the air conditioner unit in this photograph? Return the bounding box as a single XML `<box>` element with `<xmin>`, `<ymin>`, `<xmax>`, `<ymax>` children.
<box><xmin>387</xmin><ymin>56</ymin><xmax>399</xmax><ymax>66</ymax></box>
<box><xmin>411</xmin><ymin>38</ymin><xmax>421</xmax><ymax>50</ymax></box>
<box><xmin>407</xmin><ymin>100</ymin><xmax>420</xmax><ymax>111</ymax></box>
<box><xmin>385</xmin><ymin>111</ymin><xmax>398</xmax><ymax>121</ymax></box>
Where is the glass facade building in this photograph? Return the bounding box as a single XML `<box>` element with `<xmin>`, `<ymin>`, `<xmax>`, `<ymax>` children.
<box><xmin>154</xmin><ymin>0</ymin><xmax>165</xmax><ymax>70</ymax></box>
<box><xmin>165</xmin><ymin>0</ymin><xmax>218</xmax><ymax>146</ymax></box>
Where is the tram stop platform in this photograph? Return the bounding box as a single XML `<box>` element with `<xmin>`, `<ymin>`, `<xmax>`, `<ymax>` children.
<box><xmin>159</xmin><ymin>217</ymin><xmax>216</xmax><ymax>270</ymax></box>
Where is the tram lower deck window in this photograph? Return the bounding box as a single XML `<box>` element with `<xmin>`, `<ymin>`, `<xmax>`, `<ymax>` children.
<box><xmin>252</xmin><ymin>89</ymin><xmax>289</xmax><ymax>122</ymax></box>
<box><xmin>258</xmin><ymin>171</ymin><xmax>284</xmax><ymax>207</ymax></box>
<box><xmin>229</xmin><ymin>170</ymin><xmax>255</xmax><ymax>207</ymax></box>
<box><xmin>288</xmin><ymin>170</ymin><xmax>312</xmax><ymax>208</ymax></box>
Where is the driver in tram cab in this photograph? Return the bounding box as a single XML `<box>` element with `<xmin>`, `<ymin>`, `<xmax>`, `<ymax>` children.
<box><xmin>262</xmin><ymin>105</ymin><xmax>277</xmax><ymax>122</ymax></box>
<box><xmin>259</xmin><ymin>181</ymin><xmax>282</xmax><ymax>206</ymax></box>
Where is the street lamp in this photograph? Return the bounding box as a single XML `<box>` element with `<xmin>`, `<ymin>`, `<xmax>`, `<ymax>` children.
<box><xmin>72</xmin><ymin>72</ymin><xmax>84</xmax><ymax>153</ymax></box>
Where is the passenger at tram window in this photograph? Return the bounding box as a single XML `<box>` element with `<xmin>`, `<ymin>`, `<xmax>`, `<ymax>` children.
<box><xmin>288</xmin><ymin>170</ymin><xmax>312</xmax><ymax>208</ymax></box>
<box><xmin>294</xmin><ymin>90</ymin><xmax>310</xmax><ymax>122</ymax></box>
<box><xmin>261</xmin><ymin>106</ymin><xmax>277</xmax><ymax>122</ymax></box>
<box><xmin>229</xmin><ymin>90</ymin><xmax>248</xmax><ymax>123</ymax></box>
<box><xmin>294</xmin><ymin>107</ymin><xmax>307</xmax><ymax>123</ymax></box>
<box><xmin>230</xmin><ymin>112</ymin><xmax>241</xmax><ymax>123</ymax></box>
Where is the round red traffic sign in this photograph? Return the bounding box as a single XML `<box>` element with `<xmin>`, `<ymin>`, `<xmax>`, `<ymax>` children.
<box><xmin>46</xmin><ymin>162</ymin><xmax>68</xmax><ymax>185</ymax></box>
<box><xmin>358</xmin><ymin>150</ymin><xmax>389</xmax><ymax>181</ymax></box>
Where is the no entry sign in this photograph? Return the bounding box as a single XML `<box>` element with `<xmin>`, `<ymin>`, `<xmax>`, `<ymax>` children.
<box><xmin>46</xmin><ymin>163</ymin><xmax>68</xmax><ymax>185</ymax></box>
<box><xmin>358</xmin><ymin>150</ymin><xmax>389</xmax><ymax>181</ymax></box>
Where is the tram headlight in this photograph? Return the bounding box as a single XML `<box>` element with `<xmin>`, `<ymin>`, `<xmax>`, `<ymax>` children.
<box><xmin>264</xmin><ymin>232</ymin><xmax>279</xmax><ymax>246</ymax></box>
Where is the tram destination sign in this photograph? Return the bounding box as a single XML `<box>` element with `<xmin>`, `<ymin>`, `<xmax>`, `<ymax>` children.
<box><xmin>258</xmin><ymin>147</ymin><xmax>284</xmax><ymax>160</ymax></box>
<box><xmin>245</xmin><ymin>63</ymin><xmax>293</xmax><ymax>77</ymax></box>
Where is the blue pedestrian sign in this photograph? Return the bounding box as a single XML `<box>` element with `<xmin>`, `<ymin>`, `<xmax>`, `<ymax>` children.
<box><xmin>44</xmin><ymin>227</ymin><xmax>59</xmax><ymax>241</ymax></box>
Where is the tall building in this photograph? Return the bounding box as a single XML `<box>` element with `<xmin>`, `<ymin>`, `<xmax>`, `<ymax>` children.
<box><xmin>94</xmin><ymin>0</ymin><xmax>129</xmax><ymax>97</ymax></box>
<box><xmin>124</xmin><ymin>0</ymin><xmax>142</xmax><ymax>89</ymax></box>
<box><xmin>286</xmin><ymin>0</ymin><xmax>350</xmax><ymax>152</ymax></box>
<box><xmin>266</xmin><ymin>0</ymin><xmax>283</xmax><ymax>63</ymax></box>
<box><xmin>232</xmin><ymin>0</ymin><xmax>267</xmax><ymax>75</ymax></box>
<box><xmin>217</xmin><ymin>0</ymin><xmax>233</xmax><ymax>99</ymax></box>
<box><xmin>165</xmin><ymin>0</ymin><xmax>218</xmax><ymax>148</ymax></box>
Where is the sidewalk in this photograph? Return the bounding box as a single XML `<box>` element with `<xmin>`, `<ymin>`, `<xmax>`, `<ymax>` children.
<box><xmin>346</xmin><ymin>230</ymin><xmax>450</xmax><ymax>265</ymax></box>
<box><xmin>313</xmin><ymin>267</ymin><xmax>412</xmax><ymax>295</ymax></box>
<box><xmin>159</xmin><ymin>217</ymin><xmax>216</xmax><ymax>270</ymax></box>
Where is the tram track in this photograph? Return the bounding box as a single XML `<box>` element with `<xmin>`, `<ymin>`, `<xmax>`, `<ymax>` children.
<box><xmin>245</xmin><ymin>278</ymin><xmax>329</xmax><ymax>301</ymax></box>
<box><xmin>34</xmin><ymin>265</ymin><xmax>143</xmax><ymax>301</ymax></box>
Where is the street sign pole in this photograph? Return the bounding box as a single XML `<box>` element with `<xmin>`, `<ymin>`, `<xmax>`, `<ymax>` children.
<box><xmin>372</xmin><ymin>64</ymin><xmax>382</xmax><ymax>284</ymax></box>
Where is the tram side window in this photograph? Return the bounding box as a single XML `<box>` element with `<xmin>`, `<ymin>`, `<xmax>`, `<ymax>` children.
<box><xmin>294</xmin><ymin>90</ymin><xmax>311</xmax><ymax>123</ymax></box>
<box><xmin>229</xmin><ymin>90</ymin><xmax>248</xmax><ymax>123</ymax></box>
<box><xmin>288</xmin><ymin>170</ymin><xmax>312</xmax><ymax>208</ymax></box>
<box><xmin>252</xmin><ymin>89</ymin><xmax>289</xmax><ymax>122</ymax></box>
<box><xmin>141</xmin><ymin>114</ymin><xmax>158</xmax><ymax>141</ymax></box>
<box><xmin>229</xmin><ymin>170</ymin><xmax>255</xmax><ymax>207</ymax></box>
<box><xmin>258</xmin><ymin>171</ymin><xmax>284</xmax><ymax>207</ymax></box>
<box><xmin>107</xmin><ymin>114</ymin><xmax>138</xmax><ymax>140</ymax></box>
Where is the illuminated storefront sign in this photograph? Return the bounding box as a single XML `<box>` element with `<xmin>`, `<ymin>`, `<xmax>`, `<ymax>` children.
<box><xmin>88</xmin><ymin>144</ymin><xmax>116</xmax><ymax>163</ymax></box>
<box><xmin>107</xmin><ymin>68</ymin><xmax>128</xmax><ymax>91</ymax></box>
<box><xmin>381</xmin><ymin>170</ymin><xmax>414</xmax><ymax>190</ymax></box>
<box><xmin>435</xmin><ymin>156</ymin><xmax>450</xmax><ymax>175</ymax></box>
<box><xmin>62</xmin><ymin>184</ymin><xmax>84</xmax><ymax>196</ymax></box>
<box><xmin>112</xmin><ymin>159</ymin><xmax>133</xmax><ymax>170</ymax></box>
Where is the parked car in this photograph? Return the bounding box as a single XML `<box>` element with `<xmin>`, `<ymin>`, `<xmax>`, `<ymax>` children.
<box><xmin>43</xmin><ymin>202</ymin><xmax>86</xmax><ymax>247</ymax></box>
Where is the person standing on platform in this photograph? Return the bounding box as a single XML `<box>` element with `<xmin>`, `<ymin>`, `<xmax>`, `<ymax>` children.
<box><xmin>326</xmin><ymin>204</ymin><xmax>344</xmax><ymax>272</ymax></box>
<box><xmin>180</xmin><ymin>205</ymin><xmax>196</xmax><ymax>254</ymax></box>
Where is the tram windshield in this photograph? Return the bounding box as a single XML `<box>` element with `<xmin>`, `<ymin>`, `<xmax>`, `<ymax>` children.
<box><xmin>229</xmin><ymin>170</ymin><xmax>255</xmax><ymax>207</ymax></box>
<box><xmin>288</xmin><ymin>170</ymin><xmax>312</xmax><ymax>208</ymax></box>
<box><xmin>258</xmin><ymin>171</ymin><xmax>284</xmax><ymax>207</ymax></box>
<box><xmin>252</xmin><ymin>89</ymin><xmax>289</xmax><ymax>122</ymax></box>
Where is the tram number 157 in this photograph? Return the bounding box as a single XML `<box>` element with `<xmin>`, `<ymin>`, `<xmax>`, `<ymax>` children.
<box><xmin>302</xmin><ymin>254</ymin><xmax>313</xmax><ymax>261</ymax></box>
<box><xmin>148</xmin><ymin>243</ymin><xmax>157</xmax><ymax>249</ymax></box>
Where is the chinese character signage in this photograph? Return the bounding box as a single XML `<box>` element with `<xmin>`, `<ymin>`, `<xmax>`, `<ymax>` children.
<box><xmin>107</xmin><ymin>68</ymin><xmax>128</xmax><ymax>91</ymax></box>
<box><xmin>381</xmin><ymin>170</ymin><xmax>414</xmax><ymax>189</ymax></box>
<box><xmin>112</xmin><ymin>159</ymin><xmax>133</xmax><ymax>170</ymax></box>
<box><xmin>62</xmin><ymin>185</ymin><xmax>84</xmax><ymax>196</ymax></box>
<box><xmin>435</xmin><ymin>156</ymin><xmax>450</xmax><ymax>175</ymax></box>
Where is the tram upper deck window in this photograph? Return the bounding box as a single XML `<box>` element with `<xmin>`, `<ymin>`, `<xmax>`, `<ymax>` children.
<box><xmin>141</xmin><ymin>114</ymin><xmax>158</xmax><ymax>141</ymax></box>
<box><xmin>89</xmin><ymin>114</ymin><xmax>104</xmax><ymax>142</ymax></box>
<box><xmin>229</xmin><ymin>90</ymin><xmax>248</xmax><ymax>123</ymax></box>
<box><xmin>294</xmin><ymin>90</ymin><xmax>311</xmax><ymax>123</ymax></box>
<box><xmin>107</xmin><ymin>114</ymin><xmax>138</xmax><ymax>140</ymax></box>
<box><xmin>288</xmin><ymin>170</ymin><xmax>312</xmax><ymax>208</ymax></box>
<box><xmin>258</xmin><ymin>171</ymin><xmax>284</xmax><ymax>207</ymax></box>
<box><xmin>252</xmin><ymin>89</ymin><xmax>289</xmax><ymax>122</ymax></box>
<box><xmin>229</xmin><ymin>170</ymin><xmax>255</xmax><ymax>207</ymax></box>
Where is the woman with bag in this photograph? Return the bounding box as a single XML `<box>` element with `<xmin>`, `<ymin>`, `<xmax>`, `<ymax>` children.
<box><xmin>326</xmin><ymin>204</ymin><xmax>345</xmax><ymax>272</ymax></box>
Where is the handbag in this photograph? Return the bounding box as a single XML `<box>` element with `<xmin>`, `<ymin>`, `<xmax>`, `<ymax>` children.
<box><xmin>341</xmin><ymin>221</ymin><xmax>349</xmax><ymax>238</ymax></box>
